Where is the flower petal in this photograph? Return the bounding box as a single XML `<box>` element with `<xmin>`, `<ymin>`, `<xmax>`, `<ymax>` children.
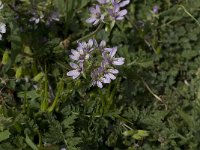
<box><xmin>110</xmin><ymin>47</ymin><xmax>117</xmax><ymax>58</ymax></box>
<box><xmin>86</xmin><ymin>17</ymin><xmax>96</xmax><ymax>23</ymax></box>
<box><xmin>108</xmin><ymin>73</ymin><xmax>116</xmax><ymax>80</ymax></box>
<box><xmin>96</xmin><ymin>5</ymin><xmax>101</xmax><ymax>13</ymax></box>
<box><xmin>88</xmin><ymin>39</ymin><xmax>93</xmax><ymax>48</ymax></box>
<box><xmin>108</xmin><ymin>69</ymin><xmax>119</xmax><ymax>74</ymax></box>
<box><xmin>100</xmin><ymin>40</ymin><xmax>106</xmax><ymax>47</ymax></box>
<box><xmin>70</xmin><ymin>54</ymin><xmax>79</xmax><ymax>61</ymax></box>
<box><xmin>104</xmin><ymin>75</ymin><xmax>111</xmax><ymax>83</ymax></box>
<box><xmin>112</xmin><ymin>57</ymin><xmax>125</xmax><ymax>65</ymax></box>
<box><xmin>71</xmin><ymin>49</ymin><xmax>80</xmax><ymax>57</ymax></box>
<box><xmin>118</xmin><ymin>9</ymin><xmax>127</xmax><ymax>16</ymax></box>
<box><xmin>67</xmin><ymin>70</ymin><xmax>80</xmax><ymax>79</ymax></box>
<box><xmin>116</xmin><ymin>16</ymin><xmax>124</xmax><ymax>20</ymax></box>
<box><xmin>97</xmin><ymin>81</ymin><xmax>103</xmax><ymax>88</ymax></box>
<box><xmin>69</xmin><ymin>62</ymin><xmax>78</xmax><ymax>69</ymax></box>
<box><xmin>89</xmin><ymin>7</ymin><xmax>97</xmax><ymax>14</ymax></box>
<box><xmin>119</xmin><ymin>0</ymin><xmax>130</xmax><ymax>7</ymax></box>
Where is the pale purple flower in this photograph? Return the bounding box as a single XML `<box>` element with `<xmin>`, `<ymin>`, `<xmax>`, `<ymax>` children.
<box><xmin>67</xmin><ymin>39</ymin><xmax>124</xmax><ymax>88</ymax></box>
<box><xmin>97</xmin><ymin>0</ymin><xmax>110</xmax><ymax>4</ymax></box>
<box><xmin>103</xmin><ymin>47</ymin><xmax>125</xmax><ymax>65</ymax></box>
<box><xmin>67</xmin><ymin>62</ymin><xmax>83</xmax><ymax>79</ymax></box>
<box><xmin>29</xmin><ymin>13</ymin><xmax>44</xmax><ymax>24</ymax></box>
<box><xmin>111</xmin><ymin>0</ymin><xmax>130</xmax><ymax>7</ymax></box>
<box><xmin>108</xmin><ymin>4</ymin><xmax>127</xmax><ymax>20</ymax></box>
<box><xmin>153</xmin><ymin>6</ymin><xmax>159</xmax><ymax>14</ymax></box>
<box><xmin>46</xmin><ymin>11</ymin><xmax>60</xmax><ymax>26</ymax></box>
<box><xmin>86</xmin><ymin>5</ymin><xmax>104</xmax><ymax>25</ymax></box>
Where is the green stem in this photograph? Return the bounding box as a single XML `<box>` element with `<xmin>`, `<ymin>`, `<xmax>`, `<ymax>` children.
<box><xmin>179</xmin><ymin>5</ymin><xmax>200</xmax><ymax>27</ymax></box>
<box><xmin>72</xmin><ymin>23</ymin><xmax>104</xmax><ymax>44</ymax></box>
<box><xmin>48</xmin><ymin>78</ymin><xmax>64</xmax><ymax>112</ymax></box>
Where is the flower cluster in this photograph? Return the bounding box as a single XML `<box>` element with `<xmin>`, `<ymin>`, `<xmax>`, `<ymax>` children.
<box><xmin>0</xmin><ymin>1</ymin><xmax>6</xmax><ymax>40</ymax></box>
<box><xmin>29</xmin><ymin>11</ymin><xmax>60</xmax><ymax>25</ymax></box>
<box><xmin>86</xmin><ymin>0</ymin><xmax>130</xmax><ymax>25</ymax></box>
<box><xmin>67</xmin><ymin>39</ymin><xmax>124</xmax><ymax>88</ymax></box>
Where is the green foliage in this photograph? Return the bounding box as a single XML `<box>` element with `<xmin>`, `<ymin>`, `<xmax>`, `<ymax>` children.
<box><xmin>1</xmin><ymin>0</ymin><xmax>200</xmax><ymax>149</ymax></box>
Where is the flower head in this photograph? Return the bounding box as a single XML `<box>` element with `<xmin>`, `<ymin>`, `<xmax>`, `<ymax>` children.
<box><xmin>86</xmin><ymin>5</ymin><xmax>104</xmax><ymax>25</ymax></box>
<box><xmin>67</xmin><ymin>39</ymin><xmax>124</xmax><ymax>88</ymax></box>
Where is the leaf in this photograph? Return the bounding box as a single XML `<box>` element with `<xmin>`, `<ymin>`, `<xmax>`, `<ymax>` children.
<box><xmin>25</xmin><ymin>134</ymin><xmax>38</xmax><ymax>150</ymax></box>
<box><xmin>0</xmin><ymin>130</ymin><xmax>10</xmax><ymax>142</ymax></box>
<box><xmin>1</xmin><ymin>50</ymin><xmax>9</xmax><ymax>65</ymax></box>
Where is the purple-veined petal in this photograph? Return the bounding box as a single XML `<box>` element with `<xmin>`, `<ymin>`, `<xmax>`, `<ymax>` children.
<box><xmin>108</xmin><ymin>69</ymin><xmax>119</xmax><ymax>74</ymax></box>
<box><xmin>118</xmin><ymin>9</ymin><xmax>127</xmax><ymax>16</ymax></box>
<box><xmin>114</xmin><ymin>5</ymin><xmax>120</xmax><ymax>13</ymax></box>
<box><xmin>111</xmin><ymin>0</ymin><xmax>115</xmax><ymax>4</ymax></box>
<box><xmin>97</xmin><ymin>0</ymin><xmax>109</xmax><ymax>4</ymax></box>
<box><xmin>104</xmin><ymin>74</ymin><xmax>111</xmax><ymax>83</ymax></box>
<box><xmin>110</xmin><ymin>47</ymin><xmax>117</xmax><ymax>58</ymax></box>
<box><xmin>88</xmin><ymin>39</ymin><xmax>93</xmax><ymax>47</ymax></box>
<box><xmin>104</xmin><ymin>48</ymin><xmax>112</xmax><ymax>52</ymax></box>
<box><xmin>86</xmin><ymin>17</ymin><xmax>96</xmax><ymax>23</ymax></box>
<box><xmin>112</xmin><ymin>57</ymin><xmax>125</xmax><ymax>65</ymax></box>
<box><xmin>70</xmin><ymin>54</ymin><xmax>79</xmax><ymax>61</ymax></box>
<box><xmin>116</xmin><ymin>16</ymin><xmax>124</xmax><ymax>20</ymax></box>
<box><xmin>67</xmin><ymin>70</ymin><xmax>80</xmax><ymax>79</ymax></box>
<box><xmin>82</xmin><ymin>42</ymin><xmax>87</xmax><ymax>48</ymax></box>
<box><xmin>71</xmin><ymin>49</ymin><xmax>80</xmax><ymax>57</ymax></box>
<box><xmin>95</xmin><ymin>5</ymin><xmax>101</xmax><ymax>13</ymax></box>
<box><xmin>108</xmin><ymin>73</ymin><xmax>116</xmax><ymax>80</ymax></box>
<box><xmin>69</xmin><ymin>62</ymin><xmax>78</xmax><ymax>69</ymax></box>
<box><xmin>97</xmin><ymin>81</ymin><xmax>103</xmax><ymax>88</ymax></box>
<box><xmin>119</xmin><ymin>0</ymin><xmax>130</xmax><ymax>7</ymax></box>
